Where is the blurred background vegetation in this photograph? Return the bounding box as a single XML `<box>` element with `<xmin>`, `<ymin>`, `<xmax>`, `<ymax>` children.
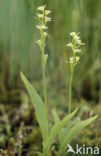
<box><xmin>0</xmin><ymin>0</ymin><xmax>101</xmax><ymax>155</ymax></box>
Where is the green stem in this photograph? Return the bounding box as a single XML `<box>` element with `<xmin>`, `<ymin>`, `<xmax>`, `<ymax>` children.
<box><xmin>41</xmin><ymin>50</ymin><xmax>49</xmax><ymax>143</ymax></box>
<box><xmin>68</xmin><ymin>63</ymin><xmax>74</xmax><ymax>114</ymax></box>
<box><xmin>41</xmin><ymin>51</ymin><xmax>48</xmax><ymax>119</ymax></box>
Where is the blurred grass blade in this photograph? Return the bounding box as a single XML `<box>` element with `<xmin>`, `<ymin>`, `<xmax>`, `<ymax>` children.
<box><xmin>20</xmin><ymin>72</ymin><xmax>48</xmax><ymax>141</ymax></box>
<box><xmin>43</xmin><ymin>108</ymin><xmax>78</xmax><ymax>155</ymax></box>
<box><xmin>61</xmin><ymin>115</ymin><xmax>98</xmax><ymax>154</ymax></box>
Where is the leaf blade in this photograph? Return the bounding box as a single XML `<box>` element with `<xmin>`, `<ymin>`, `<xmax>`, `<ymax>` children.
<box><xmin>52</xmin><ymin>109</ymin><xmax>64</xmax><ymax>142</ymax></box>
<box><xmin>20</xmin><ymin>72</ymin><xmax>48</xmax><ymax>141</ymax></box>
<box><xmin>61</xmin><ymin>115</ymin><xmax>97</xmax><ymax>153</ymax></box>
<box><xmin>43</xmin><ymin>108</ymin><xmax>78</xmax><ymax>155</ymax></box>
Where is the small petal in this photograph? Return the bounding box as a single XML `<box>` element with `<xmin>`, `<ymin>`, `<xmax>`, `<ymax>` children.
<box><xmin>36</xmin><ymin>25</ymin><xmax>47</xmax><ymax>30</ymax></box>
<box><xmin>37</xmin><ymin>5</ymin><xmax>46</xmax><ymax>11</ymax></box>
<box><xmin>45</xmin><ymin>17</ymin><xmax>51</xmax><ymax>22</ymax></box>
<box><xmin>74</xmin><ymin>49</ymin><xmax>81</xmax><ymax>53</ymax></box>
<box><xmin>43</xmin><ymin>32</ymin><xmax>48</xmax><ymax>36</ymax></box>
<box><xmin>74</xmin><ymin>36</ymin><xmax>80</xmax><ymax>41</ymax></box>
<box><xmin>41</xmin><ymin>25</ymin><xmax>48</xmax><ymax>29</ymax></box>
<box><xmin>70</xmin><ymin>32</ymin><xmax>76</xmax><ymax>37</ymax></box>
<box><xmin>45</xmin><ymin>10</ymin><xmax>51</xmax><ymax>15</ymax></box>
<box><xmin>35</xmin><ymin>39</ymin><xmax>42</xmax><ymax>47</ymax></box>
<box><xmin>66</xmin><ymin>43</ymin><xmax>73</xmax><ymax>47</ymax></box>
<box><xmin>70</xmin><ymin>57</ymin><xmax>74</xmax><ymax>63</ymax></box>
<box><xmin>36</xmin><ymin>13</ymin><xmax>43</xmax><ymax>18</ymax></box>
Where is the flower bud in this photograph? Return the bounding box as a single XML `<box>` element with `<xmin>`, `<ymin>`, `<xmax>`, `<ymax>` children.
<box><xmin>44</xmin><ymin>54</ymin><xmax>48</xmax><ymax>67</ymax></box>
<box><xmin>76</xmin><ymin>56</ymin><xmax>80</xmax><ymax>62</ymax></box>
<box><xmin>35</xmin><ymin>39</ymin><xmax>42</xmax><ymax>47</ymax></box>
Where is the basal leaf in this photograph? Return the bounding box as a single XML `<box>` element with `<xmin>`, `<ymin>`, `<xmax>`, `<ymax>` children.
<box><xmin>61</xmin><ymin>115</ymin><xmax>97</xmax><ymax>154</ymax></box>
<box><xmin>43</xmin><ymin>108</ymin><xmax>78</xmax><ymax>155</ymax></box>
<box><xmin>20</xmin><ymin>72</ymin><xmax>48</xmax><ymax>141</ymax></box>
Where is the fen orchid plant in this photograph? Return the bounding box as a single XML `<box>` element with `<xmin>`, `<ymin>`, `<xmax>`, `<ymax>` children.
<box><xmin>36</xmin><ymin>5</ymin><xmax>51</xmax><ymax>119</ymax></box>
<box><xmin>21</xmin><ymin>5</ymin><xmax>97</xmax><ymax>156</ymax></box>
<box><xmin>66</xmin><ymin>32</ymin><xmax>84</xmax><ymax>114</ymax></box>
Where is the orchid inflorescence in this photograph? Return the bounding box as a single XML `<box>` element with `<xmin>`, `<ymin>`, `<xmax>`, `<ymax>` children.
<box><xmin>36</xmin><ymin>5</ymin><xmax>51</xmax><ymax>56</ymax></box>
<box><xmin>66</xmin><ymin>32</ymin><xmax>84</xmax><ymax>66</ymax></box>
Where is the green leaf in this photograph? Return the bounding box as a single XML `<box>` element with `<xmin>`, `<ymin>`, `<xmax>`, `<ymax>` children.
<box><xmin>52</xmin><ymin>109</ymin><xmax>60</xmax><ymax>124</ymax></box>
<box><xmin>43</xmin><ymin>108</ymin><xmax>78</xmax><ymax>156</ymax></box>
<box><xmin>52</xmin><ymin>108</ymin><xmax>64</xmax><ymax>143</ymax></box>
<box><xmin>20</xmin><ymin>72</ymin><xmax>48</xmax><ymax>141</ymax></box>
<box><xmin>61</xmin><ymin>115</ymin><xmax>98</xmax><ymax>154</ymax></box>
